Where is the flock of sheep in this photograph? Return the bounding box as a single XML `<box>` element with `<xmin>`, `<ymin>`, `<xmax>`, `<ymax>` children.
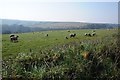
<box><xmin>84</xmin><ymin>30</ymin><xmax>96</xmax><ymax>37</ymax></box>
<box><xmin>9</xmin><ymin>30</ymin><xmax>96</xmax><ymax>43</ymax></box>
<box><xmin>65</xmin><ymin>30</ymin><xmax>96</xmax><ymax>39</ymax></box>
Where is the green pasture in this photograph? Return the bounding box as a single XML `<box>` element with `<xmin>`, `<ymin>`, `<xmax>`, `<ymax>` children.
<box><xmin>2</xmin><ymin>29</ymin><xmax>116</xmax><ymax>58</ymax></box>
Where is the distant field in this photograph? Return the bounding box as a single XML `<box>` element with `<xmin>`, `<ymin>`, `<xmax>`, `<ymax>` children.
<box><xmin>2</xmin><ymin>29</ymin><xmax>116</xmax><ymax>58</ymax></box>
<box><xmin>2</xmin><ymin>29</ymin><xmax>120</xmax><ymax>79</ymax></box>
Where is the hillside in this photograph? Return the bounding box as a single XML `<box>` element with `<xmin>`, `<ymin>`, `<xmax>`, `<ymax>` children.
<box><xmin>1</xmin><ymin>19</ymin><xmax>118</xmax><ymax>34</ymax></box>
<box><xmin>31</xmin><ymin>22</ymin><xmax>117</xmax><ymax>29</ymax></box>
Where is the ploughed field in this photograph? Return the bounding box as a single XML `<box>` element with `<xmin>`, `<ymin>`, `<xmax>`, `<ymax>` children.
<box><xmin>2</xmin><ymin>29</ymin><xmax>120</xmax><ymax>79</ymax></box>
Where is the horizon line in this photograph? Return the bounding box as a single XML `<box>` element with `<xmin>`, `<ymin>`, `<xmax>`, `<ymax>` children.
<box><xmin>1</xmin><ymin>18</ymin><xmax>118</xmax><ymax>24</ymax></box>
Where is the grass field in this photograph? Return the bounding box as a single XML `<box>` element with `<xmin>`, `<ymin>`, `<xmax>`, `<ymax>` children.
<box><xmin>2</xmin><ymin>29</ymin><xmax>120</xmax><ymax>79</ymax></box>
<box><xmin>2</xmin><ymin>29</ymin><xmax>115</xmax><ymax>57</ymax></box>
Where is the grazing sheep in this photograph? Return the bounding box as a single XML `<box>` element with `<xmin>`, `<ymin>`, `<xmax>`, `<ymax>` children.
<box><xmin>69</xmin><ymin>33</ymin><xmax>76</xmax><ymax>38</ymax></box>
<box><xmin>84</xmin><ymin>33</ymin><xmax>88</xmax><ymax>36</ymax></box>
<box><xmin>10</xmin><ymin>35</ymin><xmax>19</xmax><ymax>42</ymax></box>
<box><xmin>88</xmin><ymin>33</ymin><xmax>91</xmax><ymax>37</ymax></box>
<box><xmin>92</xmin><ymin>32</ymin><xmax>96</xmax><ymax>36</ymax></box>
<box><xmin>84</xmin><ymin>33</ymin><xmax>91</xmax><ymax>37</ymax></box>
<box><xmin>45</xmin><ymin>34</ymin><xmax>48</xmax><ymax>37</ymax></box>
<box><xmin>46</xmin><ymin>34</ymin><xmax>48</xmax><ymax>37</ymax></box>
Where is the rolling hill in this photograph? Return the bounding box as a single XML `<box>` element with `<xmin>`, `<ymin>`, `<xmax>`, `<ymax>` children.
<box><xmin>1</xmin><ymin>19</ymin><xmax>118</xmax><ymax>34</ymax></box>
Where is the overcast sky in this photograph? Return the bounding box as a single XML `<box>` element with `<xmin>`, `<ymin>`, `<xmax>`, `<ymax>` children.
<box><xmin>0</xmin><ymin>0</ymin><xmax>119</xmax><ymax>23</ymax></box>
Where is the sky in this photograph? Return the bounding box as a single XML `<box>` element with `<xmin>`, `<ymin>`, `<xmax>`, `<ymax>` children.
<box><xmin>0</xmin><ymin>0</ymin><xmax>119</xmax><ymax>24</ymax></box>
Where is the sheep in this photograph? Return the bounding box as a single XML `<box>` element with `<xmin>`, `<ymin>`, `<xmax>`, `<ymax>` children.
<box><xmin>45</xmin><ymin>34</ymin><xmax>48</xmax><ymax>37</ymax></box>
<box><xmin>84</xmin><ymin>33</ymin><xmax>88</xmax><ymax>36</ymax></box>
<box><xmin>88</xmin><ymin>33</ymin><xmax>91</xmax><ymax>37</ymax></box>
<box><xmin>10</xmin><ymin>35</ymin><xmax>19</xmax><ymax>42</ymax></box>
<box><xmin>92</xmin><ymin>32</ymin><xmax>96</xmax><ymax>36</ymax></box>
<box><xmin>46</xmin><ymin>34</ymin><xmax>48</xmax><ymax>37</ymax></box>
<box><xmin>13</xmin><ymin>35</ymin><xmax>19</xmax><ymax>42</ymax></box>
<box><xmin>84</xmin><ymin>33</ymin><xmax>91</xmax><ymax>37</ymax></box>
<box><xmin>69</xmin><ymin>33</ymin><xmax>76</xmax><ymax>38</ymax></box>
<box><xmin>85</xmin><ymin>32</ymin><xmax>96</xmax><ymax>37</ymax></box>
